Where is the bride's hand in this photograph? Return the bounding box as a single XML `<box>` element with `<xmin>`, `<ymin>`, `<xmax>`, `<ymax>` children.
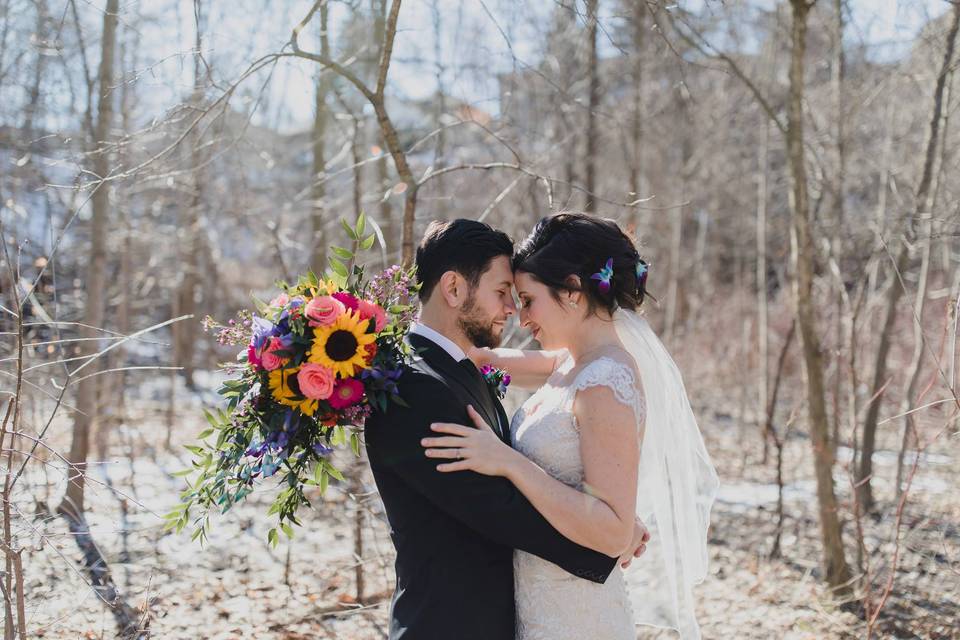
<box><xmin>423</xmin><ymin>405</ymin><xmax>519</xmax><ymax>477</ymax></box>
<box><xmin>619</xmin><ymin>517</ymin><xmax>650</xmax><ymax>569</ymax></box>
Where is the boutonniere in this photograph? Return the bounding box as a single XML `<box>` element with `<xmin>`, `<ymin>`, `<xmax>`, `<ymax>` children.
<box><xmin>479</xmin><ymin>365</ymin><xmax>511</xmax><ymax>399</ymax></box>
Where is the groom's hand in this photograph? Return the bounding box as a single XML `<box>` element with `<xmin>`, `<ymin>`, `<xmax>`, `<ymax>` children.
<box><xmin>619</xmin><ymin>517</ymin><xmax>650</xmax><ymax>569</ymax></box>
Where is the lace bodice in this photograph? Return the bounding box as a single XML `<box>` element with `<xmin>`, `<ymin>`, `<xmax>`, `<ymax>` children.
<box><xmin>509</xmin><ymin>349</ymin><xmax>644</xmax><ymax>640</ymax></box>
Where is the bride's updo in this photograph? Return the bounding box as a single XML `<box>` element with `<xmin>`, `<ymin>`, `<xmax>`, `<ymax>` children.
<box><xmin>513</xmin><ymin>212</ymin><xmax>649</xmax><ymax>316</ymax></box>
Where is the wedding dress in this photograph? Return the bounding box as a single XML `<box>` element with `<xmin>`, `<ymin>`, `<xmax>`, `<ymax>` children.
<box><xmin>509</xmin><ymin>309</ymin><xmax>719</xmax><ymax>640</ymax></box>
<box><xmin>510</xmin><ymin>347</ymin><xmax>642</xmax><ymax>640</ymax></box>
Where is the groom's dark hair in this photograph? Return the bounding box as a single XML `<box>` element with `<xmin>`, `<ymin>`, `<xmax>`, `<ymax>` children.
<box><xmin>416</xmin><ymin>219</ymin><xmax>513</xmax><ymax>303</ymax></box>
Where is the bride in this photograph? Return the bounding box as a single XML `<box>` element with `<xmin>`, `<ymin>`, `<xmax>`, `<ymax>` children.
<box><xmin>421</xmin><ymin>212</ymin><xmax>719</xmax><ymax>640</ymax></box>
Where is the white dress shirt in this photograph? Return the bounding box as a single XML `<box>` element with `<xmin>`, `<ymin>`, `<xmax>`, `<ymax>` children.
<box><xmin>409</xmin><ymin>321</ymin><xmax>504</xmax><ymax>433</ymax></box>
<box><xmin>408</xmin><ymin>322</ymin><xmax>467</xmax><ymax>362</ymax></box>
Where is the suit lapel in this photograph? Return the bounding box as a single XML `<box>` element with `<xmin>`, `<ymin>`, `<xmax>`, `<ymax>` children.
<box><xmin>408</xmin><ymin>333</ymin><xmax>503</xmax><ymax>438</ymax></box>
<box><xmin>492</xmin><ymin>395</ymin><xmax>511</xmax><ymax>446</ymax></box>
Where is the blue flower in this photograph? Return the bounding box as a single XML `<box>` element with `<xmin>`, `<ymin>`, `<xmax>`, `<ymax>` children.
<box><xmin>590</xmin><ymin>258</ymin><xmax>615</xmax><ymax>294</ymax></box>
<box><xmin>251</xmin><ymin>315</ymin><xmax>275</xmax><ymax>350</ymax></box>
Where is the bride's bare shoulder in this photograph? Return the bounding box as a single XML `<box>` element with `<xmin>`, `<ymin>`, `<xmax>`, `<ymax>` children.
<box><xmin>572</xmin><ymin>345</ymin><xmax>639</xmax><ymax>380</ymax></box>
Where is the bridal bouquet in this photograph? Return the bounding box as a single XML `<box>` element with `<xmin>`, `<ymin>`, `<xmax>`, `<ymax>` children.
<box><xmin>168</xmin><ymin>216</ymin><xmax>419</xmax><ymax>545</ymax></box>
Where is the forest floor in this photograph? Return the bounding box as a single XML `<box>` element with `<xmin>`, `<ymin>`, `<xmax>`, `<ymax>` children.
<box><xmin>14</xmin><ymin>366</ymin><xmax>960</xmax><ymax>640</ymax></box>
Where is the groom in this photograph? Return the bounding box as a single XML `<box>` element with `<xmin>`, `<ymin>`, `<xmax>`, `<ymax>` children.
<box><xmin>365</xmin><ymin>219</ymin><xmax>625</xmax><ymax>640</ymax></box>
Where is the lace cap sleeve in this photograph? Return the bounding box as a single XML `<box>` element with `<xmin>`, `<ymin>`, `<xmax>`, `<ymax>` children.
<box><xmin>569</xmin><ymin>357</ymin><xmax>645</xmax><ymax>423</ymax></box>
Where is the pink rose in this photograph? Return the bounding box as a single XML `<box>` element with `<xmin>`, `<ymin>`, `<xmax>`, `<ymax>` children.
<box><xmin>297</xmin><ymin>363</ymin><xmax>335</xmax><ymax>400</ymax></box>
<box><xmin>305</xmin><ymin>295</ymin><xmax>345</xmax><ymax>327</ymax></box>
<box><xmin>357</xmin><ymin>300</ymin><xmax>387</xmax><ymax>332</ymax></box>
<box><xmin>269</xmin><ymin>292</ymin><xmax>289</xmax><ymax>308</ymax></box>
<box><xmin>332</xmin><ymin>291</ymin><xmax>360</xmax><ymax>312</ymax></box>
<box><xmin>260</xmin><ymin>336</ymin><xmax>286</xmax><ymax>371</ymax></box>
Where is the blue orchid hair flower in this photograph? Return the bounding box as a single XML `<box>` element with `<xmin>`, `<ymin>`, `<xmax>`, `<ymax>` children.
<box><xmin>590</xmin><ymin>257</ymin><xmax>615</xmax><ymax>294</ymax></box>
<box><xmin>636</xmin><ymin>261</ymin><xmax>649</xmax><ymax>289</ymax></box>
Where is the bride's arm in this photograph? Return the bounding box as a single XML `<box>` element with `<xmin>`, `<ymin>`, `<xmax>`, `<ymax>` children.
<box><xmin>424</xmin><ymin>388</ymin><xmax>640</xmax><ymax>557</ymax></box>
<box><xmin>467</xmin><ymin>346</ymin><xmax>565</xmax><ymax>390</ymax></box>
<box><xmin>506</xmin><ymin>387</ymin><xmax>640</xmax><ymax>555</ymax></box>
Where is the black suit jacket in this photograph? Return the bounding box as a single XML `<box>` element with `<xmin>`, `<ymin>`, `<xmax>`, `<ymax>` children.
<box><xmin>364</xmin><ymin>333</ymin><xmax>617</xmax><ymax>640</ymax></box>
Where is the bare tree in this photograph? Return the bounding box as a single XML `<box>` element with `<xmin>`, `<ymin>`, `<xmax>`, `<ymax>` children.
<box><xmin>786</xmin><ymin>0</ymin><xmax>853</xmax><ymax>595</ymax></box>
<box><xmin>58</xmin><ymin>0</ymin><xmax>119</xmax><ymax>524</ymax></box>
<box><xmin>857</xmin><ymin>1</ymin><xmax>960</xmax><ymax>513</ymax></box>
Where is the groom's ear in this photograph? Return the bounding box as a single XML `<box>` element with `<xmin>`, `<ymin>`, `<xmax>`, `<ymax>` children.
<box><xmin>437</xmin><ymin>270</ymin><xmax>467</xmax><ymax>309</ymax></box>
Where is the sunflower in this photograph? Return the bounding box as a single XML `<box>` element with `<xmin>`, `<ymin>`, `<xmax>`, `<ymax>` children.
<box><xmin>268</xmin><ymin>366</ymin><xmax>319</xmax><ymax>417</ymax></box>
<box><xmin>308</xmin><ymin>310</ymin><xmax>375</xmax><ymax>378</ymax></box>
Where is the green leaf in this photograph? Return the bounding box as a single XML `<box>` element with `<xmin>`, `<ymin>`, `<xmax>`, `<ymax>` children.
<box><xmin>268</xmin><ymin>528</ymin><xmax>279</xmax><ymax>548</ymax></box>
<box><xmin>360</xmin><ymin>234</ymin><xmax>376</xmax><ymax>250</ymax></box>
<box><xmin>319</xmin><ymin>470</ymin><xmax>329</xmax><ymax>494</ymax></box>
<box><xmin>350</xmin><ymin>433</ymin><xmax>361</xmax><ymax>457</ymax></box>
<box><xmin>280</xmin><ymin>522</ymin><xmax>295</xmax><ymax>539</ymax></box>
<box><xmin>330</xmin><ymin>245</ymin><xmax>354</xmax><ymax>260</ymax></box>
<box><xmin>197</xmin><ymin>427</ymin><xmax>214</xmax><ymax>440</ymax></box>
<box><xmin>184</xmin><ymin>445</ymin><xmax>205</xmax><ymax>456</ymax></box>
<box><xmin>328</xmin><ymin>257</ymin><xmax>349</xmax><ymax>278</ymax></box>
<box><xmin>325</xmin><ymin>462</ymin><xmax>346</xmax><ymax>482</ymax></box>
<box><xmin>356</xmin><ymin>212</ymin><xmax>366</xmax><ymax>237</ymax></box>
<box><xmin>203</xmin><ymin>409</ymin><xmax>219</xmax><ymax>428</ymax></box>
<box><xmin>170</xmin><ymin>468</ymin><xmax>194</xmax><ymax>477</ymax></box>
<box><xmin>341</xmin><ymin>218</ymin><xmax>358</xmax><ymax>240</ymax></box>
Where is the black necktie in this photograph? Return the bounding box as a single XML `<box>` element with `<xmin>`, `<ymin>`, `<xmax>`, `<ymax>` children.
<box><xmin>458</xmin><ymin>358</ymin><xmax>500</xmax><ymax>431</ymax></box>
<box><xmin>458</xmin><ymin>357</ymin><xmax>483</xmax><ymax>381</ymax></box>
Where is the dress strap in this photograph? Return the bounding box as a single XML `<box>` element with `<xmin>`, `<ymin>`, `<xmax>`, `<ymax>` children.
<box><xmin>567</xmin><ymin>357</ymin><xmax>645</xmax><ymax>423</ymax></box>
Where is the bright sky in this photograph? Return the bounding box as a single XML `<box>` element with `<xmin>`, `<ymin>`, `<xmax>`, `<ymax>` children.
<box><xmin>134</xmin><ymin>0</ymin><xmax>949</xmax><ymax>135</ymax></box>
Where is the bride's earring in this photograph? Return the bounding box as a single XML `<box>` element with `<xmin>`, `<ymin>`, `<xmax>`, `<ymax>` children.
<box><xmin>567</xmin><ymin>300</ymin><xmax>577</xmax><ymax>308</ymax></box>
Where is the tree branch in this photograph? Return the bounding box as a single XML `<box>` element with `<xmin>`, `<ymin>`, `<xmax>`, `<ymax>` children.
<box><xmin>665</xmin><ymin>9</ymin><xmax>787</xmax><ymax>135</ymax></box>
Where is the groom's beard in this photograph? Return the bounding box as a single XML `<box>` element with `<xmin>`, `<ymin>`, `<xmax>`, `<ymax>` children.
<box><xmin>458</xmin><ymin>293</ymin><xmax>501</xmax><ymax>349</ymax></box>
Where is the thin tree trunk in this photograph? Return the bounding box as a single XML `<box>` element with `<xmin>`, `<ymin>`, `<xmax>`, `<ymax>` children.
<box><xmin>370</xmin><ymin>0</ymin><xmax>394</xmax><ymax>266</ymax></box>
<box><xmin>757</xmin><ymin>123</ymin><xmax>771</xmax><ymax>463</ymax></box>
<box><xmin>173</xmin><ymin>1</ymin><xmax>207</xmax><ymax>390</ymax></box>
<box><xmin>857</xmin><ymin>2</ymin><xmax>959</xmax><ymax>512</ymax></box>
<box><xmin>22</xmin><ymin>0</ymin><xmax>49</xmax><ymax>137</ymax></box>
<box><xmin>768</xmin><ymin>320</ymin><xmax>796</xmax><ymax>559</ymax></box>
<box><xmin>311</xmin><ymin>1</ymin><xmax>332</xmax><ymax>272</ymax></box>
<box><xmin>787</xmin><ymin>0</ymin><xmax>852</xmax><ymax>595</ymax></box>
<box><xmin>665</xmin><ymin>91</ymin><xmax>690</xmax><ymax>342</ymax></box>
<box><xmin>628</xmin><ymin>0</ymin><xmax>645</xmax><ymax>213</ymax></box>
<box><xmin>584</xmin><ymin>0</ymin><xmax>599</xmax><ymax>212</ymax></box>
<box><xmin>58</xmin><ymin>0</ymin><xmax>119</xmax><ymax>521</ymax></box>
<box><xmin>830</xmin><ymin>0</ymin><xmax>846</xmax><ymax>458</ymax></box>
<box><xmin>2</xmin><ymin>399</ymin><xmax>16</xmax><ymax>639</ymax></box>
<box><xmin>430</xmin><ymin>0</ymin><xmax>446</xmax><ymax>181</ymax></box>
<box><xmin>896</xmin><ymin>76</ymin><xmax>952</xmax><ymax>496</ymax></box>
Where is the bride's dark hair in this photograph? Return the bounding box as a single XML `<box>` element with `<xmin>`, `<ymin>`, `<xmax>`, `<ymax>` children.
<box><xmin>512</xmin><ymin>212</ymin><xmax>649</xmax><ymax>316</ymax></box>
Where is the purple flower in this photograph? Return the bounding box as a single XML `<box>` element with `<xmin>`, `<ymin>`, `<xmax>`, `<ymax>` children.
<box><xmin>479</xmin><ymin>365</ymin><xmax>511</xmax><ymax>399</ymax></box>
<box><xmin>362</xmin><ymin>364</ymin><xmax>403</xmax><ymax>392</ymax></box>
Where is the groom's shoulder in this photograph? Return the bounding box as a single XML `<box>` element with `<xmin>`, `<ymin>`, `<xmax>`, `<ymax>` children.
<box><xmin>397</xmin><ymin>356</ymin><xmax>451</xmax><ymax>396</ymax></box>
